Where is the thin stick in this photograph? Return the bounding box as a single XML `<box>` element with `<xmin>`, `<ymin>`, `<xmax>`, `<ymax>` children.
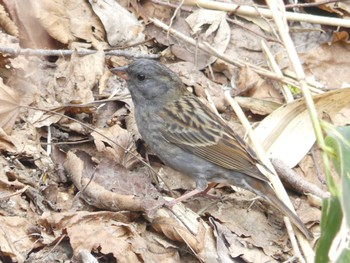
<box><xmin>261</xmin><ymin>40</ymin><xmax>294</xmax><ymax>103</ymax></box>
<box><xmin>183</xmin><ymin>0</ymin><xmax>350</xmax><ymax>27</ymax></box>
<box><xmin>0</xmin><ymin>47</ymin><xmax>160</xmax><ymax>58</ymax></box>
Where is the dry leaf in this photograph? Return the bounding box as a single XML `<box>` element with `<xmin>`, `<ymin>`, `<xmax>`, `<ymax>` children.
<box><xmin>152</xmin><ymin>204</ymin><xmax>220</xmax><ymax>262</ymax></box>
<box><xmin>0</xmin><ymin>4</ymin><xmax>19</xmax><ymax>37</ymax></box>
<box><xmin>0</xmin><ymin>216</ymin><xmax>38</xmax><ymax>262</ymax></box>
<box><xmin>4</xmin><ymin>0</ymin><xmax>55</xmax><ymax>48</ymax></box>
<box><xmin>39</xmin><ymin>211</ymin><xmax>143</xmax><ymax>261</ymax></box>
<box><xmin>88</xmin><ymin>0</ymin><xmax>144</xmax><ymax>47</ymax></box>
<box><xmin>235</xmin><ymin>96</ymin><xmax>281</xmax><ymax>115</ymax></box>
<box><xmin>185</xmin><ymin>9</ymin><xmax>230</xmax><ymax>69</ymax></box>
<box><xmin>0</xmin><ymin>79</ymin><xmax>20</xmax><ymax>134</ymax></box>
<box><xmin>91</xmin><ymin>124</ymin><xmax>140</xmax><ymax>169</ymax></box>
<box><xmin>254</xmin><ymin>88</ymin><xmax>350</xmax><ymax>167</ymax></box>
<box><xmin>301</xmin><ymin>42</ymin><xmax>350</xmax><ymax>89</ymax></box>
<box><xmin>31</xmin><ymin>0</ymin><xmax>106</xmax><ymax>49</ymax></box>
<box><xmin>64</xmin><ymin>151</ymin><xmax>164</xmax><ymax>215</ymax></box>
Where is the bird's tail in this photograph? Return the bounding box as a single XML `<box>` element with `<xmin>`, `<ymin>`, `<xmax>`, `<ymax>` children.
<box><xmin>262</xmin><ymin>184</ymin><xmax>313</xmax><ymax>240</ymax></box>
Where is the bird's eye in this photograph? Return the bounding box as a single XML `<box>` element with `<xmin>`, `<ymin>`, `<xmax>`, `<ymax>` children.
<box><xmin>137</xmin><ymin>74</ymin><xmax>145</xmax><ymax>81</ymax></box>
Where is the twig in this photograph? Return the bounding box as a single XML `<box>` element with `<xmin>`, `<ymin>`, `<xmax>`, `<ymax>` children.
<box><xmin>183</xmin><ymin>0</ymin><xmax>350</xmax><ymax>27</ymax></box>
<box><xmin>272</xmin><ymin>158</ymin><xmax>329</xmax><ymax>199</ymax></box>
<box><xmin>0</xmin><ymin>46</ymin><xmax>160</xmax><ymax>58</ymax></box>
<box><xmin>0</xmin><ymin>185</ymin><xmax>30</xmax><ymax>200</ymax></box>
<box><xmin>261</xmin><ymin>40</ymin><xmax>294</xmax><ymax>103</ymax></box>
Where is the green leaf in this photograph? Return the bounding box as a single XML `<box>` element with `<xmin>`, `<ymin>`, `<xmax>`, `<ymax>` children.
<box><xmin>315</xmin><ymin>196</ymin><xmax>343</xmax><ymax>263</ymax></box>
<box><xmin>325</xmin><ymin>124</ymin><xmax>350</xmax><ymax>228</ymax></box>
<box><xmin>336</xmin><ymin>248</ymin><xmax>350</xmax><ymax>263</ymax></box>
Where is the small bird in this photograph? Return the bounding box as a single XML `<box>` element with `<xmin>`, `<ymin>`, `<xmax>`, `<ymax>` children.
<box><xmin>111</xmin><ymin>59</ymin><xmax>312</xmax><ymax>239</ymax></box>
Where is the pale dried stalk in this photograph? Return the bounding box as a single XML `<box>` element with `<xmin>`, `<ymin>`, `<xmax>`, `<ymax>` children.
<box><xmin>261</xmin><ymin>40</ymin><xmax>294</xmax><ymax>103</ymax></box>
<box><xmin>183</xmin><ymin>0</ymin><xmax>350</xmax><ymax>27</ymax></box>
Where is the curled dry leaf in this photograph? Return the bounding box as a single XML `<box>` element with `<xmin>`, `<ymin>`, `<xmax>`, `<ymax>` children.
<box><xmin>0</xmin><ymin>78</ymin><xmax>20</xmax><ymax>134</ymax></box>
<box><xmin>204</xmin><ymin>199</ymin><xmax>290</xmax><ymax>258</ymax></box>
<box><xmin>31</xmin><ymin>0</ymin><xmax>106</xmax><ymax>49</ymax></box>
<box><xmin>0</xmin><ymin>216</ymin><xmax>39</xmax><ymax>263</ymax></box>
<box><xmin>28</xmin><ymin>51</ymin><xmax>105</xmax><ymax>128</ymax></box>
<box><xmin>88</xmin><ymin>0</ymin><xmax>145</xmax><ymax>46</ymax></box>
<box><xmin>209</xmin><ymin>218</ymin><xmax>274</xmax><ymax>263</ymax></box>
<box><xmin>234</xmin><ymin>96</ymin><xmax>281</xmax><ymax>115</ymax></box>
<box><xmin>185</xmin><ymin>9</ymin><xmax>230</xmax><ymax>69</ymax></box>
<box><xmin>301</xmin><ymin>42</ymin><xmax>350</xmax><ymax>89</ymax></box>
<box><xmin>254</xmin><ymin>88</ymin><xmax>350</xmax><ymax>167</ymax></box>
<box><xmin>64</xmin><ymin>150</ymin><xmax>164</xmax><ymax>215</ymax></box>
<box><xmin>0</xmin><ymin>4</ymin><xmax>19</xmax><ymax>37</ymax></box>
<box><xmin>4</xmin><ymin>0</ymin><xmax>55</xmax><ymax>49</ymax></box>
<box><xmin>152</xmin><ymin>204</ymin><xmax>220</xmax><ymax>262</ymax></box>
<box><xmin>236</xmin><ymin>66</ymin><xmax>283</xmax><ymax>103</ymax></box>
<box><xmin>38</xmin><ymin>211</ymin><xmax>143</xmax><ymax>261</ymax></box>
<box><xmin>92</xmin><ymin>124</ymin><xmax>140</xmax><ymax>169</ymax></box>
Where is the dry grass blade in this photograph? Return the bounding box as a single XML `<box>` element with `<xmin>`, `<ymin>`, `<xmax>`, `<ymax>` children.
<box><xmin>0</xmin><ymin>79</ymin><xmax>20</xmax><ymax>134</ymax></box>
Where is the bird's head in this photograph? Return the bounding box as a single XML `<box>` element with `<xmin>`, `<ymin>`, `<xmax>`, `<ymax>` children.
<box><xmin>112</xmin><ymin>59</ymin><xmax>186</xmax><ymax>106</ymax></box>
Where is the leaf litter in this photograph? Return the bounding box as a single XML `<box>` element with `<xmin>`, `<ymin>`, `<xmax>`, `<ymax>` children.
<box><xmin>0</xmin><ymin>0</ymin><xmax>349</xmax><ymax>262</ymax></box>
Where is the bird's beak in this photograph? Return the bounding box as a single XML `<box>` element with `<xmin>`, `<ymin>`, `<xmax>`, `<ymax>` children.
<box><xmin>110</xmin><ymin>65</ymin><xmax>129</xmax><ymax>80</ymax></box>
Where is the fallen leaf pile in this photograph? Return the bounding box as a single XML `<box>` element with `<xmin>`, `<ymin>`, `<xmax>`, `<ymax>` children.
<box><xmin>0</xmin><ymin>0</ymin><xmax>349</xmax><ymax>262</ymax></box>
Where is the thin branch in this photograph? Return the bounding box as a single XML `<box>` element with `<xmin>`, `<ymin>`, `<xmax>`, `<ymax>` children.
<box><xmin>272</xmin><ymin>158</ymin><xmax>329</xmax><ymax>199</ymax></box>
<box><xmin>0</xmin><ymin>46</ymin><xmax>160</xmax><ymax>58</ymax></box>
<box><xmin>183</xmin><ymin>0</ymin><xmax>350</xmax><ymax>28</ymax></box>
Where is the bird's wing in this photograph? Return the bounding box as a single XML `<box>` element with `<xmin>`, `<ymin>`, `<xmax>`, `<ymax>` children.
<box><xmin>158</xmin><ymin>95</ymin><xmax>268</xmax><ymax>182</ymax></box>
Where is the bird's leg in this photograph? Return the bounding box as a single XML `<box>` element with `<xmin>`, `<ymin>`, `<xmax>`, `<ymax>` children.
<box><xmin>193</xmin><ymin>182</ymin><xmax>218</xmax><ymax>199</ymax></box>
<box><xmin>165</xmin><ymin>182</ymin><xmax>218</xmax><ymax>207</ymax></box>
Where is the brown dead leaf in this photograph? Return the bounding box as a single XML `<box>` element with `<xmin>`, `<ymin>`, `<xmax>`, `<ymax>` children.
<box><xmin>31</xmin><ymin>0</ymin><xmax>106</xmax><ymax>49</ymax></box>
<box><xmin>152</xmin><ymin>204</ymin><xmax>220</xmax><ymax>262</ymax></box>
<box><xmin>319</xmin><ymin>1</ymin><xmax>350</xmax><ymax>16</ymax></box>
<box><xmin>210</xmin><ymin>218</ymin><xmax>275</xmax><ymax>262</ymax></box>
<box><xmin>88</xmin><ymin>0</ymin><xmax>144</xmax><ymax>47</ymax></box>
<box><xmin>39</xmin><ymin>211</ymin><xmax>142</xmax><ymax>261</ymax></box>
<box><xmin>204</xmin><ymin>197</ymin><xmax>292</xmax><ymax>259</ymax></box>
<box><xmin>236</xmin><ymin>66</ymin><xmax>283</xmax><ymax>103</ymax></box>
<box><xmin>159</xmin><ymin>166</ymin><xmax>195</xmax><ymax>192</ymax></box>
<box><xmin>153</xmin><ymin>217</ymin><xmax>205</xmax><ymax>252</ymax></box>
<box><xmin>301</xmin><ymin>42</ymin><xmax>350</xmax><ymax>89</ymax></box>
<box><xmin>0</xmin><ymin>123</ymin><xmax>52</xmax><ymax>174</ymax></box>
<box><xmin>0</xmin><ymin>4</ymin><xmax>19</xmax><ymax>37</ymax></box>
<box><xmin>254</xmin><ymin>88</ymin><xmax>350</xmax><ymax>167</ymax></box>
<box><xmin>185</xmin><ymin>9</ymin><xmax>230</xmax><ymax>69</ymax></box>
<box><xmin>133</xmin><ymin>231</ymin><xmax>182</xmax><ymax>262</ymax></box>
<box><xmin>234</xmin><ymin>96</ymin><xmax>281</xmax><ymax>115</ymax></box>
<box><xmin>4</xmin><ymin>0</ymin><xmax>56</xmax><ymax>48</ymax></box>
<box><xmin>0</xmin><ymin>78</ymin><xmax>20</xmax><ymax>134</ymax></box>
<box><xmin>92</xmin><ymin>124</ymin><xmax>140</xmax><ymax>169</ymax></box>
<box><xmin>64</xmin><ymin>150</ymin><xmax>164</xmax><ymax>215</ymax></box>
<box><xmin>28</xmin><ymin>51</ymin><xmax>105</xmax><ymax>128</ymax></box>
<box><xmin>0</xmin><ymin>216</ymin><xmax>38</xmax><ymax>263</ymax></box>
<box><xmin>0</xmin><ymin>128</ymin><xmax>16</xmax><ymax>152</ymax></box>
